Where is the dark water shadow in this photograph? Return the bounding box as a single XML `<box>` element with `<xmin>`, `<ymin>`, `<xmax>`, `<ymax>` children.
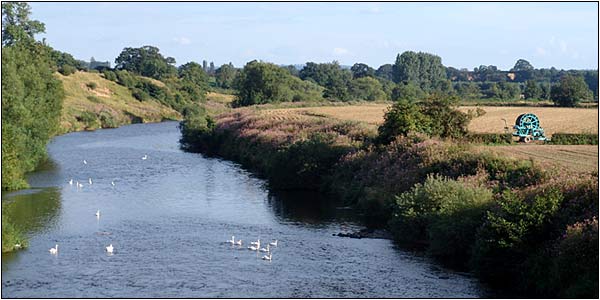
<box><xmin>2</xmin><ymin>187</ymin><xmax>62</xmax><ymax>236</ymax></box>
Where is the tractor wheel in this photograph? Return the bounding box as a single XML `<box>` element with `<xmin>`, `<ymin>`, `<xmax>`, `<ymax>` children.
<box><xmin>524</xmin><ymin>136</ymin><xmax>532</xmax><ymax>143</ymax></box>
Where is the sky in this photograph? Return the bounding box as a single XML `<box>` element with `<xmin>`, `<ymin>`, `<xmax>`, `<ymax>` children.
<box><xmin>29</xmin><ymin>2</ymin><xmax>598</xmax><ymax>70</ymax></box>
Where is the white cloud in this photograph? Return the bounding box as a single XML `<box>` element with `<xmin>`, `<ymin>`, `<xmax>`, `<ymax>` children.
<box><xmin>535</xmin><ymin>47</ymin><xmax>547</xmax><ymax>56</ymax></box>
<box><xmin>173</xmin><ymin>37</ymin><xmax>191</xmax><ymax>45</ymax></box>
<box><xmin>333</xmin><ymin>47</ymin><xmax>349</xmax><ymax>55</ymax></box>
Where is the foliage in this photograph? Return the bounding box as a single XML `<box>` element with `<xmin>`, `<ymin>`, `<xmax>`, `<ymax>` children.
<box><xmin>215</xmin><ymin>63</ymin><xmax>237</xmax><ymax>89</ymax></box>
<box><xmin>2</xmin><ymin>208</ymin><xmax>27</xmax><ymax>253</ymax></box>
<box><xmin>348</xmin><ymin>76</ymin><xmax>387</xmax><ymax>101</ymax></box>
<box><xmin>299</xmin><ymin>61</ymin><xmax>352</xmax><ymax>101</ymax></box>
<box><xmin>114</xmin><ymin>45</ymin><xmax>177</xmax><ymax>79</ymax></box>
<box><xmin>2</xmin><ymin>26</ymin><xmax>64</xmax><ymax>190</ymax></box>
<box><xmin>376</xmin><ymin>94</ymin><xmax>471</xmax><ymax>144</ymax></box>
<box><xmin>391</xmin><ymin>82</ymin><xmax>425</xmax><ymax>101</ymax></box>
<box><xmin>86</xmin><ymin>81</ymin><xmax>97</xmax><ymax>90</ymax></box>
<box><xmin>523</xmin><ymin>80</ymin><xmax>541</xmax><ymax>100</ymax></box>
<box><xmin>392</xmin><ymin>51</ymin><xmax>446</xmax><ymax>92</ymax></box>
<box><xmin>1</xmin><ymin>2</ymin><xmax>45</xmax><ymax>46</ymax></box>
<box><xmin>549</xmin><ymin>133</ymin><xmax>598</xmax><ymax>145</ymax></box>
<box><xmin>551</xmin><ymin>74</ymin><xmax>593</xmax><ymax>107</ymax></box>
<box><xmin>178</xmin><ymin>104</ymin><xmax>215</xmax><ymax>152</ymax></box>
<box><xmin>464</xmin><ymin>133</ymin><xmax>513</xmax><ymax>144</ymax></box>
<box><xmin>350</xmin><ymin>63</ymin><xmax>375</xmax><ymax>79</ymax></box>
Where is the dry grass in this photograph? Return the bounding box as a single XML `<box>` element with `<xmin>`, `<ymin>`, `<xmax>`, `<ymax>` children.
<box><xmin>57</xmin><ymin>71</ymin><xmax>180</xmax><ymax>133</ymax></box>
<box><xmin>206</xmin><ymin>92</ymin><xmax>235</xmax><ymax>104</ymax></box>
<box><xmin>481</xmin><ymin>145</ymin><xmax>598</xmax><ymax>173</ymax></box>
<box><xmin>263</xmin><ymin>104</ymin><xmax>598</xmax><ymax>135</ymax></box>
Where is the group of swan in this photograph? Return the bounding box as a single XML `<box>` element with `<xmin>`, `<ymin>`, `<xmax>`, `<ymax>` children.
<box><xmin>53</xmin><ymin>155</ymin><xmax>150</xmax><ymax>256</ymax></box>
<box><xmin>227</xmin><ymin>236</ymin><xmax>278</xmax><ymax>261</ymax></box>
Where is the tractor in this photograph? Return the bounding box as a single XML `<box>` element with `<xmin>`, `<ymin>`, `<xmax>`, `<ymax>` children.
<box><xmin>512</xmin><ymin>113</ymin><xmax>547</xmax><ymax>143</ymax></box>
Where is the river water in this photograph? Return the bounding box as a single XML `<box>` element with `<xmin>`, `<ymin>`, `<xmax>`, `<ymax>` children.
<box><xmin>1</xmin><ymin>121</ymin><xmax>488</xmax><ymax>298</ymax></box>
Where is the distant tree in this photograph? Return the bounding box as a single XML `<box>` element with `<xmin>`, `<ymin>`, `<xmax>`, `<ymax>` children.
<box><xmin>375</xmin><ymin>64</ymin><xmax>394</xmax><ymax>81</ymax></box>
<box><xmin>392</xmin><ymin>51</ymin><xmax>446</xmax><ymax>92</ymax></box>
<box><xmin>454</xmin><ymin>82</ymin><xmax>481</xmax><ymax>100</ymax></box>
<box><xmin>350</xmin><ymin>63</ymin><xmax>375</xmax><ymax>79</ymax></box>
<box><xmin>114</xmin><ymin>46</ymin><xmax>177</xmax><ymax>79</ymax></box>
<box><xmin>1</xmin><ymin>2</ymin><xmax>45</xmax><ymax>46</ymax></box>
<box><xmin>391</xmin><ymin>82</ymin><xmax>425</xmax><ymax>102</ymax></box>
<box><xmin>551</xmin><ymin>75</ymin><xmax>593</xmax><ymax>107</ymax></box>
<box><xmin>202</xmin><ymin>60</ymin><xmax>207</xmax><ymax>72</ymax></box>
<box><xmin>283</xmin><ymin>65</ymin><xmax>300</xmax><ymax>77</ymax></box>
<box><xmin>215</xmin><ymin>63</ymin><xmax>238</xmax><ymax>89</ymax></box>
<box><xmin>582</xmin><ymin>71</ymin><xmax>599</xmax><ymax>101</ymax></box>
<box><xmin>209</xmin><ymin>61</ymin><xmax>215</xmax><ymax>75</ymax></box>
<box><xmin>512</xmin><ymin>59</ymin><xmax>534</xmax><ymax>72</ymax></box>
<box><xmin>299</xmin><ymin>61</ymin><xmax>351</xmax><ymax>101</ymax></box>
<box><xmin>348</xmin><ymin>77</ymin><xmax>386</xmax><ymax>101</ymax></box>
<box><xmin>178</xmin><ymin>62</ymin><xmax>209</xmax><ymax>101</ymax></box>
<box><xmin>523</xmin><ymin>80</ymin><xmax>541</xmax><ymax>100</ymax></box>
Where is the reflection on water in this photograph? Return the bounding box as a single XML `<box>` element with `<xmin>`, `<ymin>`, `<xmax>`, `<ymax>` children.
<box><xmin>1</xmin><ymin>122</ymin><xmax>487</xmax><ymax>298</ymax></box>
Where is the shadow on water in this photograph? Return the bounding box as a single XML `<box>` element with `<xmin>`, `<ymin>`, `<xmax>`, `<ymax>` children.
<box><xmin>2</xmin><ymin>187</ymin><xmax>62</xmax><ymax>237</ymax></box>
<box><xmin>266</xmin><ymin>190</ymin><xmax>359</xmax><ymax>226</ymax></box>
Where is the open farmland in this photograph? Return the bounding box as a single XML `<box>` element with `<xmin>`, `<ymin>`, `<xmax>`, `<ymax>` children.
<box><xmin>263</xmin><ymin>104</ymin><xmax>599</xmax><ymax>135</ymax></box>
<box><xmin>481</xmin><ymin>145</ymin><xmax>598</xmax><ymax>173</ymax></box>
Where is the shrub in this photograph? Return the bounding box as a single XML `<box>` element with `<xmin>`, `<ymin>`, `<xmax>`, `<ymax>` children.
<box><xmin>471</xmin><ymin>188</ymin><xmax>564</xmax><ymax>288</ymax></box>
<box><xmin>86</xmin><ymin>95</ymin><xmax>101</xmax><ymax>103</ymax></box>
<box><xmin>77</xmin><ymin>111</ymin><xmax>99</xmax><ymax>129</ymax></box>
<box><xmin>99</xmin><ymin>112</ymin><xmax>118</xmax><ymax>128</ymax></box>
<box><xmin>86</xmin><ymin>82</ymin><xmax>97</xmax><ymax>90</ymax></box>
<box><xmin>131</xmin><ymin>88</ymin><xmax>149</xmax><ymax>101</ymax></box>
<box><xmin>58</xmin><ymin>64</ymin><xmax>76</xmax><ymax>76</ymax></box>
<box><xmin>549</xmin><ymin>133</ymin><xmax>598</xmax><ymax>145</ymax></box>
<box><xmin>464</xmin><ymin>133</ymin><xmax>513</xmax><ymax>144</ymax></box>
<box><xmin>389</xmin><ymin>174</ymin><xmax>493</xmax><ymax>254</ymax></box>
<box><xmin>102</xmin><ymin>70</ymin><xmax>117</xmax><ymax>82</ymax></box>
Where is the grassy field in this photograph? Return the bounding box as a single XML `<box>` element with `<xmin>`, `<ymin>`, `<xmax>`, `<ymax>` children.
<box><xmin>57</xmin><ymin>71</ymin><xmax>181</xmax><ymax>133</ymax></box>
<box><xmin>480</xmin><ymin>145</ymin><xmax>598</xmax><ymax>173</ymax></box>
<box><xmin>263</xmin><ymin>104</ymin><xmax>598</xmax><ymax>135</ymax></box>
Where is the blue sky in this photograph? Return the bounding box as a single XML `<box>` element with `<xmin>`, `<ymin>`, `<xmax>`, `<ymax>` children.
<box><xmin>30</xmin><ymin>2</ymin><xmax>598</xmax><ymax>70</ymax></box>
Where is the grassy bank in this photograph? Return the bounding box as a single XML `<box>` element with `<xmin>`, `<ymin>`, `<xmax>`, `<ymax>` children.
<box><xmin>180</xmin><ymin>106</ymin><xmax>598</xmax><ymax>298</ymax></box>
<box><xmin>57</xmin><ymin>71</ymin><xmax>182</xmax><ymax>133</ymax></box>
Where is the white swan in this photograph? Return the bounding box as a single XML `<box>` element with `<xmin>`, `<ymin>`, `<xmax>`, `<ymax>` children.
<box><xmin>248</xmin><ymin>245</ymin><xmax>259</xmax><ymax>251</ymax></box>
<box><xmin>250</xmin><ymin>239</ymin><xmax>260</xmax><ymax>246</ymax></box>
<box><xmin>83</xmin><ymin>160</ymin><xmax>87</xmax><ymax>165</ymax></box>
<box><xmin>226</xmin><ymin>236</ymin><xmax>235</xmax><ymax>244</ymax></box>
<box><xmin>77</xmin><ymin>181</ymin><xmax>83</xmax><ymax>188</ymax></box>
<box><xmin>259</xmin><ymin>244</ymin><xmax>270</xmax><ymax>253</ymax></box>
<box><xmin>111</xmin><ymin>181</ymin><xmax>115</xmax><ymax>186</ymax></box>
<box><xmin>262</xmin><ymin>253</ymin><xmax>272</xmax><ymax>261</ymax></box>
<box><xmin>235</xmin><ymin>239</ymin><xmax>242</xmax><ymax>246</ymax></box>
<box><xmin>95</xmin><ymin>210</ymin><xmax>100</xmax><ymax>217</ymax></box>
<box><xmin>49</xmin><ymin>244</ymin><xmax>58</xmax><ymax>254</ymax></box>
<box><xmin>106</xmin><ymin>244</ymin><xmax>114</xmax><ymax>254</ymax></box>
<box><xmin>14</xmin><ymin>244</ymin><xmax>22</xmax><ymax>249</ymax></box>
<box><xmin>88</xmin><ymin>178</ymin><xmax>93</xmax><ymax>185</ymax></box>
<box><xmin>68</xmin><ymin>179</ymin><xmax>73</xmax><ymax>185</ymax></box>
<box><xmin>142</xmin><ymin>155</ymin><xmax>148</xmax><ymax>160</ymax></box>
<box><xmin>269</xmin><ymin>240</ymin><xmax>278</xmax><ymax>247</ymax></box>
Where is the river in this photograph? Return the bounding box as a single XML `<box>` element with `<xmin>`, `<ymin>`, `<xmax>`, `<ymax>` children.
<box><xmin>1</xmin><ymin>121</ymin><xmax>488</xmax><ymax>298</ymax></box>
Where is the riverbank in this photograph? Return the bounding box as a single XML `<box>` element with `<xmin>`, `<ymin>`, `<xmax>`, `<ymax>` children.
<box><xmin>180</xmin><ymin>107</ymin><xmax>598</xmax><ymax>298</ymax></box>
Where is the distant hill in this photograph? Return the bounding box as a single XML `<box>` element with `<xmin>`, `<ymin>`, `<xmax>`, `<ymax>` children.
<box><xmin>56</xmin><ymin>71</ymin><xmax>181</xmax><ymax>133</ymax></box>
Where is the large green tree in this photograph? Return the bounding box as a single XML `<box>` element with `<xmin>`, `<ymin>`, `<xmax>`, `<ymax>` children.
<box><xmin>392</xmin><ymin>51</ymin><xmax>446</xmax><ymax>92</ymax></box>
<box><xmin>114</xmin><ymin>46</ymin><xmax>177</xmax><ymax>79</ymax></box>
<box><xmin>299</xmin><ymin>61</ymin><xmax>352</xmax><ymax>101</ymax></box>
<box><xmin>551</xmin><ymin>75</ymin><xmax>593</xmax><ymax>107</ymax></box>
<box><xmin>215</xmin><ymin>63</ymin><xmax>238</xmax><ymax>89</ymax></box>
<box><xmin>2</xmin><ymin>2</ymin><xmax>64</xmax><ymax>190</ymax></box>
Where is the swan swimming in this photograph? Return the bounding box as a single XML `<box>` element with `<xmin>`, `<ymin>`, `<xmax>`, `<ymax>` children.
<box><xmin>142</xmin><ymin>155</ymin><xmax>148</xmax><ymax>160</ymax></box>
<box><xmin>83</xmin><ymin>160</ymin><xmax>87</xmax><ymax>165</ymax></box>
<box><xmin>77</xmin><ymin>181</ymin><xmax>83</xmax><ymax>188</ymax></box>
<box><xmin>88</xmin><ymin>178</ymin><xmax>93</xmax><ymax>185</ymax></box>
<box><xmin>235</xmin><ymin>239</ymin><xmax>242</xmax><ymax>246</ymax></box>
<box><xmin>250</xmin><ymin>239</ymin><xmax>260</xmax><ymax>246</ymax></box>
<box><xmin>49</xmin><ymin>244</ymin><xmax>58</xmax><ymax>254</ymax></box>
<box><xmin>248</xmin><ymin>245</ymin><xmax>259</xmax><ymax>251</ymax></box>
<box><xmin>262</xmin><ymin>253</ymin><xmax>272</xmax><ymax>261</ymax></box>
<box><xmin>95</xmin><ymin>210</ymin><xmax>100</xmax><ymax>217</ymax></box>
<box><xmin>14</xmin><ymin>244</ymin><xmax>22</xmax><ymax>249</ymax></box>
<box><xmin>259</xmin><ymin>244</ymin><xmax>270</xmax><ymax>253</ymax></box>
<box><xmin>106</xmin><ymin>244</ymin><xmax>114</xmax><ymax>254</ymax></box>
<box><xmin>226</xmin><ymin>236</ymin><xmax>235</xmax><ymax>244</ymax></box>
<box><xmin>68</xmin><ymin>179</ymin><xmax>73</xmax><ymax>185</ymax></box>
<box><xmin>111</xmin><ymin>181</ymin><xmax>115</xmax><ymax>186</ymax></box>
<box><xmin>269</xmin><ymin>240</ymin><xmax>278</xmax><ymax>247</ymax></box>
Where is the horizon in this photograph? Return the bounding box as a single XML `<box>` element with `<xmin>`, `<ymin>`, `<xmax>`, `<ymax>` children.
<box><xmin>30</xmin><ymin>2</ymin><xmax>599</xmax><ymax>70</ymax></box>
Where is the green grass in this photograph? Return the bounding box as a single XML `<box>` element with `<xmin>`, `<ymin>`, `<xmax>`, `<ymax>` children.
<box><xmin>56</xmin><ymin>71</ymin><xmax>181</xmax><ymax>133</ymax></box>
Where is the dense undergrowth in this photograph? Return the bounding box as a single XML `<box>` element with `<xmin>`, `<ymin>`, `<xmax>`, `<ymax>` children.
<box><xmin>179</xmin><ymin>106</ymin><xmax>598</xmax><ymax>298</ymax></box>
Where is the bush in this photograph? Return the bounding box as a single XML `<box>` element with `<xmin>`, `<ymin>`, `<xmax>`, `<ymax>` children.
<box><xmin>86</xmin><ymin>95</ymin><xmax>101</xmax><ymax>103</ymax></box>
<box><xmin>389</xmin><ymin>174</ymin><xmax>493</xmax><ymax>255</ymax></box>
<box><xmin>471</xmin><ymin>188</ymin><xmax>564</xmax><ymax>288</ymax></box>
<box><xmin>131</xmin><ymin>88</ymin><xmax>149</xmax><ymax>101</ymax></box>
<box><xmin>549</xmin><ymin>133</ymin><xmax>598</xmax><ymax>145</ymax></box>
<box><xmin>102</xmin><ymin>70</ymin><xmax>117</xmax><ymax>82</ymax></box>
<box><xmin>58</xmin><ymin>64</ymin><xmax>76</xmax><ymax>76</ymax></box>
<box><xmin>465</xmin><ymin>133</ymin><xmax>513</xmax><ymax>144</ymax></box>
<box><xmin>86</xmin><ymin>82</ymin><xmax>97</xmax><ymax>90</ymax></box>
<box><xmin>99</xmin><ymin>112</ymin><xmax>118</xmax><ymax>128</ymax></box>
<box><xmin>77</xmin><ymin>111</ymin><xmax>99</xmax><ymax>129</ymax></box>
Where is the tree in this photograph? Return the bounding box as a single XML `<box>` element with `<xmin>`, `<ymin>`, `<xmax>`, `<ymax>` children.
<box><xmin>523</xmin><ymin>80</ymin><xmax>541</xmax><ymax>100</ymax></box>
<box><xmin>551</xmin><ymin>75</ymin><xmax>593</xmax><ymax>107</ymax></box>
<box><xmin>350</xmin><ymin>63</ymin><xmax>375</xmax><ymax>79</ymax></box>
<box><xmin>392</xmin><ymin>51</ymin><xmax>446</xmax><ymax>92</ymax></box>
<box><xmin>348</xmin><ymin>77</ymin><xmax>386</xmax><ymax>101</ymax></box>
<box><xmin>391</xmin><ymin>82</ymin><xmax>425</xmax><ymax>102</ymax></box>
<box><xmin>512</xmin><ymin>59</ymin><xmax>534</xmax><ymax>72</ymax></box>
<box><xmin>375</xmin><ymin>64</ymin><xmax>394</xmax><ymax>81</ymax></box>
<box><xmin>177</xmin><ymin>62</ymin><xmax>209</xmax><ymax>101</ymax></box>
<box><xmin>215</xmin><ymin>63</ymin><xmax>237</xmax><ymax>89</ymax></box>
<box><xmin>209</xmin><ymin>61</ymin><xmax>215</xmax><ymax>75</ymax></box>
<box><xmin>299</xmin><ymin>61</ymin><xmax>351</xmax><ymax>101</ymax></box>
<box><xmin>233</xmin><ymin>60</ymin><xmax>295</xmax><ymax>106</ymax></box>
<box><xmin>114</xmin><ymin>46</ymin><xmax>177</xmax><ymax>79</ymax></box>
<box><xmin>1</xmin><ymin>2</ymin><xmax>45</xmax><ymax>46</ymax></box>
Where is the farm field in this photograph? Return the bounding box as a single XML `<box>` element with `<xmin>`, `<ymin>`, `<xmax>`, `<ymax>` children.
<box><xmin>263</xmin><ymin>104</ymin><xmax>599</xmax><ymax>135</ymax></box>
<box><xmin>480</xmin><ymin>145</ymin><xmax>599</xmax><ymax>173</ymax></box>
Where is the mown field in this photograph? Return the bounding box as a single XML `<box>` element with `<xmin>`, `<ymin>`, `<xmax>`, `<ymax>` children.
<box><xmin>258</xmin><ymin>103</ymin><xmax>598</xmax><ymax>173</ymax></box>
<box><xmin>262</xmin><ymin>104</ymin><xmax>599</xmax><ymax>135</ymax></box>
<box><xmin>57</xmin><ymin>71</ymin><xmax>181</xmax><ymax>133</ymax></box>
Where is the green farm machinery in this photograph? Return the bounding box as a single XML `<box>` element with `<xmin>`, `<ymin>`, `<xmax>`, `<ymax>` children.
<box><xmin>512</xmin><ymin>113</ymin><xmax>547</xmax><ymax>143</ymax></box>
